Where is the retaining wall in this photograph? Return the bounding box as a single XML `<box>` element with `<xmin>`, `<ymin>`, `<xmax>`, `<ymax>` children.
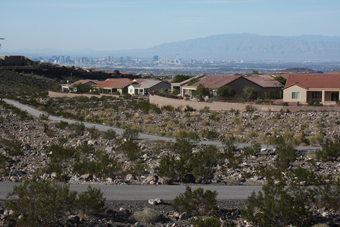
<box><xmin>149</xmin><ymin>95</ymin><xmax>340</xmax><ymax>112</ymax></box>
<box><xmin>48</xmin><ymin>91</ymin><xmax>120</xmax><ymax>98</ymax></box>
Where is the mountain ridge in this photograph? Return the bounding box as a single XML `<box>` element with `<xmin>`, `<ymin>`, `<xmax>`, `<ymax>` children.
<box><xmin>2</xmin><ymin>34</ymin><xmax>340</xmax><ymax>61</ymax></box>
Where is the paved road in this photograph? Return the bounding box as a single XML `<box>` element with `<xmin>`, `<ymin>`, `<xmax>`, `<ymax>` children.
<box><xmin>0</xmin><ymin>182</ymin><xmax>262</xmax><ymax>200</ymax></box>
<box><xmin>3</xmin><ymin>99</ymin><xmax>322</xmax><ymax>151</ymax></box>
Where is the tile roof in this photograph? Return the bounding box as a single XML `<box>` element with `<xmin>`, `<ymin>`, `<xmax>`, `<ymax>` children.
<box><xmin>191</xmin><ymin>75</ymin><xmax>240</xmax><ymax>89</ymax></box>
<box><xmin>243</xmin><ymin>74</ymin><xmax>282</xmax><ymax>88</ymax></box>
<box><xmin>94</xmin><ymin>78</ymin><xmax>133</xmax><ymax>89</ymax></box>
<box><xmin>138</xmin><ymin>80</ymin><xmax>162</xmax><ymax>88</ymax></box>
<box><xmin>179</xmin><ymin>74</ymin><xmax>206</xmax><ymax>86</ymax></box>
<box><xmin>68</xmin><ymin>80</ymin><xmax>102</xmax><ymax>87</ymax></box>
<box><xmin>283</xmin><ymin>74</ymin><xmax>340</xmax><ymax>89</ymax></box>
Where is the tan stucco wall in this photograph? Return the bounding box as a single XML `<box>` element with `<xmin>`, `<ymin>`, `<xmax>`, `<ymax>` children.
<box><xmin>150</xmin><ymin>95</ymin><xmax>340</xmax><ymax>112</ymax></box>
<box><xmin>283</xmin><ymin>85</ymin><xmax>307</xmax><ymax>103</ymax></box>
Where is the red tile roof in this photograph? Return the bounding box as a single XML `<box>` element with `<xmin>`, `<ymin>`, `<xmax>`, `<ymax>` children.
<box><xmin>94</xmin><ymin>78</ymin><xmax>133</xmax><ymax>89</ymax></box>
<box><xmin>284</xmin><ymin>74</ymin><xmax>340</xmax><ymax>89</ymax></box>
<box><xmin>243</xmin><ymin>74</ymin><xmax>282</xmax><ymax>88</ymax></box>
<box><xmin>191</xmin><ymin>75</ymin><xmax>240</xmax><ymax>89</ymax></box>
<box><xmin>68</xmin><ymin>80</ymin><xmax>102</xmax><ymax>87</ymax></box>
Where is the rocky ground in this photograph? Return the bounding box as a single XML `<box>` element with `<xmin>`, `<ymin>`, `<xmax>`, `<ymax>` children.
<box><xmin>1</xmin><ymin>97</ymin><xmax>340</xmax><ymax>226</ymax></box>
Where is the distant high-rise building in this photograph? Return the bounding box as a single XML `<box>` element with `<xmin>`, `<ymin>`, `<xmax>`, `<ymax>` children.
<box><xmin>153</xmin><ymin>55</ymin><xmax>158</xmax><ymax>62</ymax></box>
<box><xmin>120</xmin><ymin>56</ymin><xmax>124</xmax><ymax>63</ymax></box>
<box><xmin>174</xmin><ymin>54</ymin><xmax>181</xmax><ymax>64</ymax></box>
<box><xmin>108</xmin><ymin>56</ymin><xmax>114</xmax><ymax>62</ymax></box>
<box><xmin>126</xmin><ymin>56</ymin><xmax>131</xmax><ymax>63</ymax></box>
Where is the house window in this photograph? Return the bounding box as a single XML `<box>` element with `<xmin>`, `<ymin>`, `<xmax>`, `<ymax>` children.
<box><xmin>292</xmin><ymin>92</ymin><xmax>300</xmax><ymax>99</ymax></box>
<box><xmin>312</xmin><ymin>92</ymin><xmax>322</xmax><ymax>99</ymax></box>
<box><xmin>130</xmin><ymin>89</ymin><xmax>133</xmax><ymax>93</ymax></box>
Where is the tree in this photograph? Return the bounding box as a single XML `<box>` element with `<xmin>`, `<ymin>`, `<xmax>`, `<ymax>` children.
<box><xmin>77</xmin><ymin>185</ymin><xmax>106</xmax><ymax>215</ymax></box>
<box><xmin>193</xmin><ymin>84</ymin><xmax>210</xmax><ymax>101</ymax></box>
<box><xmin>73</xmin><ymin>83</ymin><xmax>93</xmax><ymax>93</ymax></box>
<box><xmin>173</xmin><ymin>185</ymin><xmax>218</xmax><ymax>216</ymax></box>
<box><xmin>6</xmin><ymin>178</ymin><xmax>77</xmax><ymax>226</ymax></box>
<box><xmin>274</xmin><ymin>76</ymin><xmax>287</xmax><ymax>86</ymax></box>
<box><xmin>216</xmin><ymin>86</ymin><xmax>235</xmax><ymax>97</ymax></box>
<box><xmin>242</xmin><ymin>86</ymin><xmax>257</xmax><ymax>100</ymax></box>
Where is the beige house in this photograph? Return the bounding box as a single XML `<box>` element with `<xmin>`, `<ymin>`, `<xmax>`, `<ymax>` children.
<box><xmin>283</xmin><ymin>74</ymin><xmax>340</xmax><ymax>105</ymax></box>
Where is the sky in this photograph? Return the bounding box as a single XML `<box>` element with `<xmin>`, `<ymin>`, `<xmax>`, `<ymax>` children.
<box><xmin>1</xmin><ymin>0</ymin><xmax>340</xmax><ymax>52</ymax></box>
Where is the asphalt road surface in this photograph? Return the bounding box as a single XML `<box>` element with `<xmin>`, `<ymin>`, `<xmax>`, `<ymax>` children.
<box><xmin>0</xmin><ymin>182</ymin><xmax>262</xmax><ymax>200</ymax></box>
<box><xmin>3</xmin><ymin>99</ymin><xmax>322</xmax><ymax>151</ymax></box>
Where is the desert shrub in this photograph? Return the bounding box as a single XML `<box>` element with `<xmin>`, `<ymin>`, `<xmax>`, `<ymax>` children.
<box><xmin>87</xmin><ymin>126</ymin><xmax>99</xmax><ymax>139</ymax></box>
<box><xmin>275</xmin><ymin>143</ymin><xmax>296</xmax><ymax>169</ymax></box>
<box><xmin>122</xmin><ymin>127</ymin><xmax>140</xmax><ymax>141</ymax></box>
<box><xmin>201</xmin><ymin>119</ymin><xmax>210</xmax><ymax>126</ymax></box>
<box><xmin>55</xmin><ymin>120</ymin><xmax>69</xmax><ymax>129</ymax></box>
<box><xmin>227</xmin><ymin>178</ymin><xmax>240</xmax><ymax>185</ymax></box>
<box><xmin>39</xmin><ymin>112</ymin><xmax>50</xmax><ymax>120</ymax></box>
<box><xmin>242</xmin><ymin>178</ymin><xmax>314</xmax><ymax>227</ymax></box>
<box><xmin>316</xmin><ymin>136</ymin><xmax>340</xmax><ymax>161</ymax></box>
<box><xmin>130</xmin><ymin>207</ymin><xmax>160</xmax><ymax>224</ymax></box>
<box><xmin>174</xmin><ymin>130</ymin><xmax>199</xmax><ymax>141</ymax></box>
<box><xmin>0</xmin><ymin>153</ymin><xmax>8</xmax><ymax>170</ymax></box>
<box><xmin>243</xmin><ymin>142</ymin><xmax>261</xmax><ymax>156</ymax></box>
<box><xmin>245</xmin><ymin>105</ymin><xmax>256</xmax><ymax>113</ymax></box>
<box><xmin>117</xmin><ymin>140</ymin><xmax>141</xmax><ymax>160</ymax></box>
<box><xmin>162</xmin><ymin>105</ymin><xmax>174</xmax><ymax>112</ymax></box>
<box><xmin>124</xmin><ymin>160</ymin><xmax>148</xmax><ymax>176</ymax></box>
<box><xmin>69</xmin><ymin>122</ymin><xmax>86</xmax><ymax>136</ymax></box>
<box><xmin>184</xmin><ymin>105</ymin><xmax>195</xmax><ymax>112</ymax></box>
<box><xmin>231</xmin><ymin>117</ymin><xmax>240</xmax><ymax>124</ymax></box>
<box><xmin>173</xmin><ymin>185</ymin><xmax>218</xmax><ymax>216</ymax></box>
<box><xmin>102</xmin><ymin>129</ymin><xmax>117</xmax><ymax>140</ymax></box>
<box><xmin>6</xmin><ymin>178</ymin><xmax>77</xmax><ymax>226</ymax></box>
<box><xmin>220</xmin><ymin>138</ymin><xmax>240</xmax><ymax>168</ymax></box>
<box><xmin>200</xmin><ymin>130</ymin><xmax>218</xmax><ymax>139</ymax></box>
<box><xmin>313</xmin><ymin>177</ymin><xmax>340</xmax><ymax>210</ymax></box>
<box><xmin>191</xmin><ymin>216</ymin><xmax>220</xmax><ymax>227</ymax></box>
<box><xmin>209</xmin><ymin>111</ymin><xmax>221</xmax><ymax>121</ymax></box>
<box><xmin>1</xmin><ymin>138</ymin><xmax>22</xmax><ymax>156</ymax></box>
<box><xmin>77</xmin><ymin>185</ymin><xmax>106</xmax><ymax>215</ymax></box>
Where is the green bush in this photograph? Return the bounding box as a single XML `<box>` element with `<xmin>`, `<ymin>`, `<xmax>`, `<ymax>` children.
<box><xmin>242</xmin><ymin>178</ymin><xmax>314</xmax><ymax>227</ymax></box>
<box><xmin>117</xmin><ymin>140</ymin><xmax>141</xmax><ymax>161</ymax></box>
<box><xmin>77</xmin><ymin>185</ymin><xmax>106</xmax><ymax>215</ymax></box>
<box><xmin>243</xmin><ymin>142</ymin><xmax>261</xmax><ymax>156</ymax></box>
<box><xmin>103</xmin><ymin>129</ymin><xmax>117</xmax><ymax>140</ymax></box>
<box><xmin>69</xmin><ymin>122</ymin><xmax>86</xmax><ymax>136</ymax></box>
<box><xmin>1</xmin><ymin>138</ymin><xmax>22</xmax><ymax>156</ymax></box>
<box><xmin>245</xmin><ymin>105</ymin><xmax>256</xmax><ymax>113</ymax></box>
<box><xmin>191</xmin><ymin>216</ymin><xmax>220</xmax><ymax>227</ymax></box>
<box><xmin>6</xmin><ymin>178</ymin><xmax>77</xmax><ymax>226</ymax></box>
<box><xmin>173</xmin><ymin>185</ymin><xmax>218</xmax><ymax>216</ymax></box>
<box><xmin>316</xmin><ymin>136</ymin><xmax>340</xmax><ymax>161</ymax></box>
<box><xmin>55</xmin><ymin>120</ymin><xmax>69</xmax><ymax>129</ymax></box>
<box><xmin>39</xmin><ymin>113</ymin><xmax>50</xmax><ymax>120</ymax></box>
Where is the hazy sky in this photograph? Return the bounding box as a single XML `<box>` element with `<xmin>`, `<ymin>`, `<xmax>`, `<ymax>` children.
<box><xmin>1</xmin><ymin>0</ymin><xmax>340</xmax><ymax>51</ymax></box>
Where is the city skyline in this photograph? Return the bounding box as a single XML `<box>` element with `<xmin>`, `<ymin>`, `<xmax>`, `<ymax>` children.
<box><xmin>1</xmin><ymin>0</ymin><xmax>340</xmax><ymax>52</ymax></box>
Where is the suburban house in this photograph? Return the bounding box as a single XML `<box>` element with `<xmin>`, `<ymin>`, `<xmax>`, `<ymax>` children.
<box><xmin>93</xmin><ymin>78</ymin><xmax>134</xmax><ymax>94</ymax></box>
<box><xmin>63</xmin><ymin>80</ymin><xmax>102</xmax><ymax>92</ymax></box>
<box><xmin>283</xmin><ymin>74</ymin><xmax>340</xmax><ymax>104</ymax></box>
<box><xmin>0</xmin><ymin>55</ymin><xmax>33</xmax><ymax>66</ymax></box>
<box><xmin>128</xmin><ymin>80</ymin><xmax>171</xmax><ymax>96</ymax></box>
<box><xmin>180</xmin><ymin>74</ymin><xmax>282</xmax><ymax>99</ymax></box>
<box><xmin>171</xmin><ymin>74</ymin><xmax>206</xmax><ymax>95</ymax></box>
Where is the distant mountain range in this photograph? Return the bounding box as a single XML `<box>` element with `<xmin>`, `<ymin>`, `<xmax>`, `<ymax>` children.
<box><xmin>4</xmin><ymin>34</ymin><xmax>340</xmax><ymax>61</ymax></box>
